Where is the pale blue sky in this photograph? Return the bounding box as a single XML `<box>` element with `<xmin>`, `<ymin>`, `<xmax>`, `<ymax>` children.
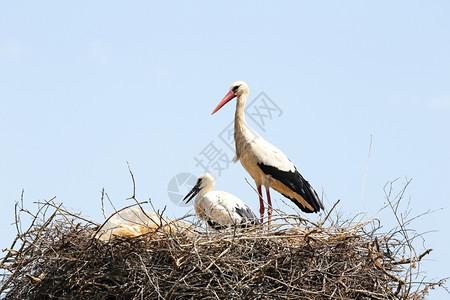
<box><xmin>1</xmin><ymin>1</ymin><xmax>449</xmax><ymax>297</ymax></box>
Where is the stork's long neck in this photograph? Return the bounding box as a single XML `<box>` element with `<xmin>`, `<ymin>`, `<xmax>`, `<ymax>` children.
<box><xmin>234</xmin><ymin>93</ymin><xmax>250</xmax><ymax>162</ymax></box>
<box><xmin>196</xmin><ymin>182</ymin><xmax>214</xmax><ymax>202</ymax></box>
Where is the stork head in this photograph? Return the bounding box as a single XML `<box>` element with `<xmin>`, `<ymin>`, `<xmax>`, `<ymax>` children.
<box><xmin>183</xmin><ymin>173</ymin><xmax>216</xmax><ymax>203</ymax></box>
<box><xmin>211</xmin><ymin>81</ymin><xmax>249</xmax><ymax>114</ymax></box>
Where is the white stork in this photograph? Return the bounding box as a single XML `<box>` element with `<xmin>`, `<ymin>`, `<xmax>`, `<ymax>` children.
<box><xmin>211</xmin><ymin>81</ymin><xmax>324</xmax><ymax>223</ymax></box>
<box><xmin>183</xmin><ymin>173</ymin><xmax>259</xmax><ymax>229</ymax></box>
<box><xmin>95</xmin><ymin>207</ymin><xmax>194</xmax><ymax>241</ymax></box>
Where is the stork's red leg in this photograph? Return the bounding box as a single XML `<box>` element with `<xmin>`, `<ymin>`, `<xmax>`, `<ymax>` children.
<box><xmin>266</xmin><ymin>188</ymin><xmax>272</xmax><ymax>226</ymax></box>
<box><xmin>257</xmin><ymin>185</ymin><xmax>264</xmax><ymax>223</ymax></box>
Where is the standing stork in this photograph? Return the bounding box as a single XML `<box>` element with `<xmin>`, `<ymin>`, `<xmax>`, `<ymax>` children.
<box><xmin>212</xmin><ymin>81</ymin><xmax>324</xmax><ymax>224</ymax></box>
<box><xmin>183</xmin><ymin>173</ymin><xmax>259</xmax><ymax>229</ymax></box>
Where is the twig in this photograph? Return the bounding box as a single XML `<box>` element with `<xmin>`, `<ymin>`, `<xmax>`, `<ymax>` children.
<box><xmin>100</xmin><ymin>187</ymin><xmax>107</xmax><ymax>219</ymax></box>
<box><xmin>319</xmin><ymin>199</ymin><xmax>340</xmax><ymax>227</ymax></box>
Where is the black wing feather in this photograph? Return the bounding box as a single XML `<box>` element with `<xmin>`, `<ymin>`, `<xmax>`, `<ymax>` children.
<box><xmin>257</xmin><ymin>163</ymin><xmax>324</xmax><ymax>213</ymax></box>
<box><xmin>235</xmin><ymin>206</ymin><xmax>260</xmax><ymax>227</ymax></box>
<box><xmin>207</xmin><ymin>220</ymin><xmax>227</xmax><ymax>230</ymax></box>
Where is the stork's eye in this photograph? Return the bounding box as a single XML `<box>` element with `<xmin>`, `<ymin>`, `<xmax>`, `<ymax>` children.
<box><xmin>232</xmin><ymin>85</ymin><xmax>240</xmax><ymax>93</ymax></box>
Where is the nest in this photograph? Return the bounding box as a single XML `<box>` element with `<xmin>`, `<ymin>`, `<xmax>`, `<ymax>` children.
<box><xmin>0</xmin><ymin>188</ymin><xmax>446</xmax><ymax>299</ymax></box>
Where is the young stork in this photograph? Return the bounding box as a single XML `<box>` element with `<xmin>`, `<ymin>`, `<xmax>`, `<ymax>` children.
<box><xmin>183</xmin><ymin>173</ymin><xmax>259</xmax><ymax>229</ymax></box>
<box><xmin>212</xmin><ymin>81</ymin><xmax>324</xmax><ymax>223</ymax></box>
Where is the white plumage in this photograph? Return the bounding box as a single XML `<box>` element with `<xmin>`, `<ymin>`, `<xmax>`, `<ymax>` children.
<box><xmin>212</xmin><ymin>81</ymin><xmax>324</xmax><ymax>224</ymax></box>
<box><xmin>95</xmin><ymin>207</ymin><xmax>193</xmax><ymax>241</ymax></box>
<box><xmin>183</xmin><ymin>173</ymin><xmax>259</xmax><ymax>229</ymax></box>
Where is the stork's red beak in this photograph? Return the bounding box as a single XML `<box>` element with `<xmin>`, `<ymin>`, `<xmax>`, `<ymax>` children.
<box><xmin>211</xmin><ymin>91</ymin><xmax>236</xmax><ymax>115</ymax></box>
